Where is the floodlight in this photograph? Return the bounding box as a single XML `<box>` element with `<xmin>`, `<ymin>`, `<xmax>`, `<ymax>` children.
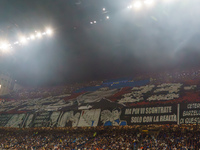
<box><xmin>0</xmin><ymin>42</ymin><xmax>11</xmax><ymax>53</ymax></box>
<box><xmin>36</xmin><ymin>32</ymin><xmax>42</xmax><ymax>38</ymax></box>
<box><xmin>103</xmin><ymin>8</ymin><xmax>106</xmax><ymax>11</ymax></box>
<box><xmin>94</xmin><ymin>21</ymin><xmax>97</xmax><ymax>23</ymax></box>
<box><xmin>20</xmin><ymin>37</ymin><xmax>27</xmax><ymax>44</ymax></box>
<box><xmin>106</xmin><ymin>16</ymin><xmax>110</xmax><ymax>19</ymax></box>
<box><xmin>46</xmin><ymin>29</ymin><xmax>53</xmax><ymax>35</ymax></box>
<box><xmin>90</xmin><ymin>22</ymin><xmax>93</xmax><ymax>24</ymax></box>
<box><xmin>0</xmin><ymin>43</ymin><xmax>9</xmax><ymax>50</ymax></box>
<box><xmin>30</xmin><ymin>35</ymin><xmax>35</xmax><ymax>40</ymax></box>
<box><xmin>0</xmin><ymin>26</ymin><xmax>54</xmax><ymax>51</ymax></box>
<box><xmin>144</xmin><ymin>0</ymin><xmax>154</xmax><ymax>6</ymax></box>
<box><xmin>133</xmin><ymin>1</ymin><xmax>142</xmax><ymax>9</ymax></box>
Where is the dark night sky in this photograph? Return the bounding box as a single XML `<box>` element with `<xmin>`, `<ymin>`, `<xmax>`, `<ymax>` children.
<box><xmin>0</xmin><ymin>0</ymin><xmax>200</xmax><ymax>86</ymax></box>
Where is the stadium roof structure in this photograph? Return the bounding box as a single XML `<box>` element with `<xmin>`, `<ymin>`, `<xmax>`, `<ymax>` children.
<box><xmin>0</xmin><ymin>0</ymin><xmax>200</xmax><ymax>86</ymax></box>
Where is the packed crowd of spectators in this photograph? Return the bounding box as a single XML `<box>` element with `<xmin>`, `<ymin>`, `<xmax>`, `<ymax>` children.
<box><xmin>0</xmin><ymin>126</ymin><xmax>140</xmax><ymax>150</ymax></box>
<box><xmin>1</xmin><ymin>125</ymin><xmax>200</xmax><ymax>149</ymax></box>
<box><xmin>148</xmin><ymin>68</ymin><xmax>200</xmax><ymax>84</ymax></box>
<box><xmin>140</xmin><ymin>125</ymin><xmax>200</xmax><ymax>150</ymax></box>
<box><xmin>0</xmin><ymin>127</ymin><xmax>94</xmax><ymax>150</ymax></box>
<box><xmin>84</xmin><ymin>126</ymin><xmax>140</xmax><ymax>149</ymax></box>
<box><xmin>6</xmin><ymin>80</ymin><xmax>102</xmax><ymax>100</ymax></box>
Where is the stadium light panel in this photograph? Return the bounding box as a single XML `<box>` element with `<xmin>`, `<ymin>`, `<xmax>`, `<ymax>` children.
<box><xmin>106</xmin><ymin>16</ymin><xmax>110</xmax><ymax>19</ymax></box>
<box><xmin>133</xmin><ymin>1</ymin><xmax>142</xmax><ymax>9</ymax></box>
<box><xmin>0</xmin><ymin>43</ymin><xmax>9</xmax><ymax>50</ymax></box>
<box><xmin>103</xmin><ymin>8</ymin><xmax>106</xmax><ymax>11</ymax></box>
<box><xmin>30</xmin><ymin>35</ymin><xmax>35</xmax><ymax>40</ymax></box>
<box><xmin>20</xmin><ymin>37</ymin><xmax>27</xmax><ymax>44</ymax></box>
<box><xmin>0</xmin><ymin>42</ymin><xmax>11</xmax><ymax>53</ymax></box>
<box><xmin>36</xmin><ymin>32</ymin><xmax>42</xmax><ymax>38</ymax></box>
<box><xmin>0</xmin><ymin>26</ymin><xmax>53</xmax><ymax>51</ymax></box>
<box><xmin>94</xmin><ymin>21</ymin><xmax>97</xmax><ymax>23</ymax></box>
<box><xmin>46</xmin><ymin>28</ymin><xmax>53</xmax><ymax>35</ymax></box>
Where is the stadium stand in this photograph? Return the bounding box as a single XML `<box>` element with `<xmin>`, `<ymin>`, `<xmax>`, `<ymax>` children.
<box><xmin>0</xmin><ymin>69</ymin><xmax>200</xmax><ymax>148</ymax></box>
<box><xmin>0</xmin><ymin>125</ymin><xmax>200</xmax><ymax>149</ymax></box>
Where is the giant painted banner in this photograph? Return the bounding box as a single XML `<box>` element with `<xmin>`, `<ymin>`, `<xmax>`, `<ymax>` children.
<box><xmin>2</xmin><ymin>103</ymin><xmax>200</xmax><ymax>127</ymax></box>
<box><xmin>32</xmin><ymin>112</ymin><xmax>52</xmax><ymax>127</ymax></box>
<box><xmin>99</xmin><ymin>108</ymin><xmax>127</xmax><ymax>126</ymax></box>
<box><xmin>0</xmin><ymin>83</ymin><xmax>198</xmax><ymax>114</ymax></box>
<box><xmin>180</xmin><ymin>103</ymin><xmax>200</xmax><ymax>124</ymax></box>
<box><xmin>0</xmin><ymin>81</ymin><xmax>199</xmax><ymax>127</ymax></box>
<box><xmin>0</xmin><ymin>107</ymin><xmax>177</xmax><ymax>128</ymax></box>
<box><xmin>121</xmin><ymin>105</ymin><xmax>177</xmax><ymax>125</ymax></box>
<box><xmin>0</xmin><ymin>114</ymin><xmax>14</xmax><ymax>127</ymax></box>
<box><xmin>57</xmin><ymin>111</ymin><xmax>80</xmax><ymax>127</ymax></box>
<box><xmin>2</xmin><ymin>104</ymin><xmax>200</xmax><ymax>127</ymax></box>
<box><xmin>4</xmin><ymin>114</ymin><xmax>26</xmax><ymax>128</ymax></box>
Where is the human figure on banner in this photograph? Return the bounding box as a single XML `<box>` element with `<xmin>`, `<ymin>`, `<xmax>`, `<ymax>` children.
<box><xmin>101</xmin><ymin>108</ymin><xmax>127</xmax><ymax>126</ymax></box>
<box><xmin>69</xmin><ymin>112</ymin><xmax>80</xmax><ymax>127</ymax></box>
<box><xmin>25</xmin><ymin>114</ymin><xmax>34</xmax><ymax>128</ymax></box>
<box><xmin>49</xmin><ymin>112</ymin><xmax>61</xmax><ymax>127</ymax></box>
<box><xmin>57</xmin><ymin>111</ymin><xmax>80</xmax><ymax>127</ymax></box>
<box><xmin>5</xmin><ymin>114</ymin><xmax>26</xmax><ymax>128</ymax></box>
